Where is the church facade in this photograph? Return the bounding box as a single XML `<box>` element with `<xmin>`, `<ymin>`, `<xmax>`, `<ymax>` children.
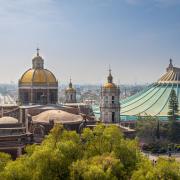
<box><xmin>18</xmin><ymin>49</ymin><xmax>58</xmax><ymax>105</ymax></box>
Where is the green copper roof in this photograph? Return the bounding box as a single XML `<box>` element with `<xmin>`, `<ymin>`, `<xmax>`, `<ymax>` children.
<box><xmin>121</xmin><ymin>60</ymin><xmax>180</xmax><ymax>118</ymax></box>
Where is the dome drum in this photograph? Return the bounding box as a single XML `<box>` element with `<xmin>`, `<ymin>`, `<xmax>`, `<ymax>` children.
<box><xmin>19</xmin><ymin>88</ymin><xmax>58</xmax><ymax>105</ymax></box>
<box><xmin>19</xmin><ymin>82</ymin><xmax>58</xmax><ymax>88</ymax></box>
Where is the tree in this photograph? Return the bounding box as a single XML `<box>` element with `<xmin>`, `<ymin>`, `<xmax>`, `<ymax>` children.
<box><xmin>154</xmin><ymin>158</ymin><xmax>180</xmax><ymax>179</ymax></box>
<box><xmin>156</xmin><ymin>119</ymin><xmax>160</xmax><ymax>140</ymax></box>
<box><xmin>81</xmin><ymin>124</ymin><xmax>123</xmax><ymax>158</ymax></box>
<box><xmin>0</xmin><ymin>152</ymin><xmax>11</xmax><ymax>173</ymax></box>
<box><xmin>132</xmin><ymin>157</ymin><xmax>180</xmax><ymax>180</ymax></box>
<box><xmin>70</xmin><ymin>154</ymin><xmax>124</xmax><ymax>180</ymax></box>
<box><xmin>1</xmin><ymin>124</ymin><xmax>180</xmax><ymax>179</ymax></box>
<box><xmin>131</xmin><ymin>157</ymin><xmax>155</xmax><ymax>180</ymax></box>
<box><xmin>136</xmin><ymin>116</ymin><xmax>162</xmax><ymax>143</ymax></box>
<box><xmin>168</xmin><ymin>89</ymin><xmax>180</xmax><ymax>142</ymax></box>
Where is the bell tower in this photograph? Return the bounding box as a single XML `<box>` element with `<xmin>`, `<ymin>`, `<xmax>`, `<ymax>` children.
<box><xmin>100</xmin><ymin>68</ymin><xmax>120</xmax><ymax>123</ymax></box>
<box><xmin>65</xmin><ymin>78</ymin><xmax>77</xmax><ymax>103</ymax></box>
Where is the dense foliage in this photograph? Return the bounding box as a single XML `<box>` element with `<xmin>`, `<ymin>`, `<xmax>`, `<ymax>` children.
<box><xmin>0</xmin><ymin>124</ymin><xmax>180</xmax><ymax>179</ymax></box>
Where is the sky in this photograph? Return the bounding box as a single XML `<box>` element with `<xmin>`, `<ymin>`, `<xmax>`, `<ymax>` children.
<box><xmin>0</xmin><ymin>0</ymin><xmax>180</xmax><ymax>85</ymax></box>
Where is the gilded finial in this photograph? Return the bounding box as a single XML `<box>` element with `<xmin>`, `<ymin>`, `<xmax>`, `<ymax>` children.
<box><xmin>109</xmin><ymin>64</ymin><xmax>111</xmax><ymax>75</ymax></box>
<box><xmin>107</xmin><ymin>65</ymin><xmax>113</xmax><ymax>83</ymax></box>
<box><xmin>69</xmin><ymin>77</ymin><xmax>72</xmax><ymax>88</ymax></box>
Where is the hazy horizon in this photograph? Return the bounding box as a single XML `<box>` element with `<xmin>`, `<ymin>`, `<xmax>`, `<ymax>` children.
<box><xmin>0</xmin><ymin>0</ymin><xmax>180</xmax><ymax>84</ymax></box>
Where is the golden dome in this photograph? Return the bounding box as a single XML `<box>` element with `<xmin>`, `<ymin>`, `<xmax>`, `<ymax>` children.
<box><xmin>66</xmin><ymin>78</ymin><xmax>76</xmax><ymax>92</ymax></box>
<box><xmin>103</xmin><ymin>68</ymin><xmax>117</xmax><ymax>89</ymax></box>
<box><xmin>103</xmin><ymin>82</ymin><xmax>117</xmax><ymax>89</ymax></box>
<box><xmin>19</xmin><ymin>68</ymin><xmax>57</xmax><ymax>85</ymax></box>
<box><xmin>66</xmin><ymin>87</ymin><xmax>76</xmax><ymax>92</ymax></box>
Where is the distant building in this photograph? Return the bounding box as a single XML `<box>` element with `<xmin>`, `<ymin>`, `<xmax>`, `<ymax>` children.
<box><xmin>18</xmin><ymin>49</ymin><xmax>58</xmax><ymax>105</ymax></box>
<box><xmin>65</xmin><ymin>78</ymin><xmax>77</xmax><ymax>103</ymax></box>
<box><xmin>100</xmin><ymin>69</ymin><xmax>120</xmax><ymax>123</ymax></box>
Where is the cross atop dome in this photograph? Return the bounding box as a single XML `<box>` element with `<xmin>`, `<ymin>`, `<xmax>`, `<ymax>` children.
<box><xmin>36</xmin><ymin>47</ymin><xmax>40</xmax><ymax>56</ymax></box>
<box><xmin>109</xmin><ymin>65</ymin><xmax>111</xmax><ymax>74</ymax></box>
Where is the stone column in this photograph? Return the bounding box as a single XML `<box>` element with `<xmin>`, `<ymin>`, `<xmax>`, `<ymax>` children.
<box><xmin>19</xmin><ymin>108</ymin><xmax>23</xmax><ymax>123</ymax></box>
<box><xmin>25</xmin><ymin>109</ymin><xmax>29</xmax><ymax>133</ymax></box>
<box><xmin>47</xmin><ymin>86</ymin><xmax>50</xmax><ymax>104</ymax></box>
<box><xmin>31</xmin><ymin>88</ymin><xmax>33</xmax><ymax>104</ymax></box>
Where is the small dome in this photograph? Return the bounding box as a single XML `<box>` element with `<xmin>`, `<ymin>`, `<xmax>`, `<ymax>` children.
<box><xmin>0</xmin><ymin>116</ymin><xmax>18</xmax><ymax>124</ymax></box>
<box><xmin>103</xmin><ymin>68</ymin><xmax>117</xmax><ymax>89</ymax></box>
<box><xmin>19</xmin><ymin>69</ymin><xmax>57</xmax><ymax>85</ymax></box>
<box><xmin>66</xmin><ymin>78</ymin><xmax>76</xmax><ymax>92</ymax></box>
<box><xmin>32</xmin><ymin>110</ymin><xmax>82</xmax><ymax>124</ymax></box>
<box><xmin>103</xmin><ymin>82</ymin><xmax>117</xmax><ymax>89</ymax></box>
<box><xmin>66</xmin><ymin>87</ymin><xmax>76</xmax><ymax>92</ymax></box>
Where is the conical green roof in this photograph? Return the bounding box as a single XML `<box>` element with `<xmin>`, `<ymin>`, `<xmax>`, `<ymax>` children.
<box><xmin>121</xmin><ymin>60</ymin><xmax>180</xmax><ymax>120</ymax></box>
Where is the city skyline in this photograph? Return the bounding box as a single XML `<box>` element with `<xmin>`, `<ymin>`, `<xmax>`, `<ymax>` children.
<box><xmin>0</xmin><ymin>0</ymin><xmax>180</xmax><ymax>84</ymax></box>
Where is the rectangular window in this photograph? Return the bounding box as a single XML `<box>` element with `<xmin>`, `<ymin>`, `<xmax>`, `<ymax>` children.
<box><xmin>112</xmin><ymin>96</ymin><xmax>115</xmax><ymax>104</ymax></box>
<box><xmin>112</xmin><ymin>112</ymin><xmax>115</xmax><ymax>123</ymax></box>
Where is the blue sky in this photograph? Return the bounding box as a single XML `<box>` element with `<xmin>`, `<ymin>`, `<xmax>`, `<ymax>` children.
<box><xmin>0</xmin><ymin>0</ymin><xmax>180</xmax><ymax>84</ymax></box>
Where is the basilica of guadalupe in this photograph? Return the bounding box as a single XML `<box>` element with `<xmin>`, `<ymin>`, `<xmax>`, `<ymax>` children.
<box><xmin>0</xmin><ymin>48</ymin><xmax>179</xmax><ymax>158</ymax></box>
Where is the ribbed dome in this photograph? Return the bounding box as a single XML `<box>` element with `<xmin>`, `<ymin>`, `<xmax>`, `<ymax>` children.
<box><xmin>19</xmin><ymin>68</ymin><xmax>57</xmax><ymax>85</ymax></box>
<box><xmin>158</xmin><ymin>67</ymin><xmax>180</xmax><ymax>84</ymax></box>
<box><xmin>32</xmin><ymin>110</ymin><xmax>82</xmax><ymax>124</ymax></box>
<box><xmin>19</xmin><ymin>49</ymin><xmax>57</xmax><ymax>86</ymax></box>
